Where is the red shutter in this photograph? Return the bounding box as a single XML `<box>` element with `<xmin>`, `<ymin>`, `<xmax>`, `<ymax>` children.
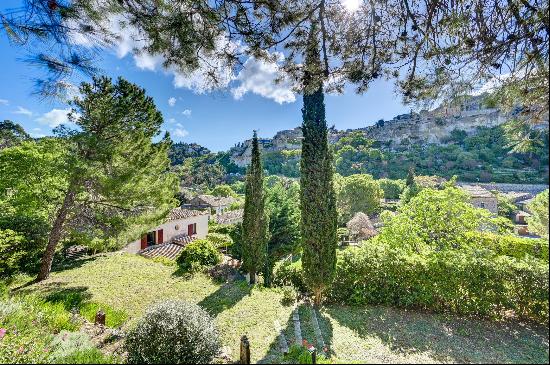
<box><xmin>140</xmin><ymin>234</ymin><xmax>147</xmax><ymax>249</ymax></box>
<box><xmin>188</xmin><ymin>224</ymin><xmax>194</xmax><ymax>236</ymax></box>
<box><xmin>157</xmin><ymin>229</ymin><xmax>164</xmax><ymax>244</ymax></box>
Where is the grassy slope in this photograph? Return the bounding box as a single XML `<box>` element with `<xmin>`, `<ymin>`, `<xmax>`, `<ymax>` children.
<box><xmin>18</xmin><ymin>253</ymin><xmax>549</xmax><ymax>364</ymax></box>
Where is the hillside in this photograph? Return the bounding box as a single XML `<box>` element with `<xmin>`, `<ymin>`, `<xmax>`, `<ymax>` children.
<box><xmin>228</xmin><ymin>94</ymin><xmax>538</xmax><ymax>167</ymax></box>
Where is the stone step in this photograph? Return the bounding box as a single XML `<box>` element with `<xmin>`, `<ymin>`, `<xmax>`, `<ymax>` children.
<box><xmin>309</xmin><ymin>306</ymin><xmax>326</xmax><ymax>351</ymax></box>
<box><xmin>274</xmin><ymin>320</ymin><xmax>289</xmax><ymax>355</ymax></box>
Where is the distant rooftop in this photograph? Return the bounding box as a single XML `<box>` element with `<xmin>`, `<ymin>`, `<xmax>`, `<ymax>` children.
<box><xmin>460</xmin><ymin>184</ymin><xmax>495</xmax><ymax>198</ymax></box>
<box><xmin>168</xmin><ymin>208</ymin><xmax>209</xmax><ymax>221</ymax></box>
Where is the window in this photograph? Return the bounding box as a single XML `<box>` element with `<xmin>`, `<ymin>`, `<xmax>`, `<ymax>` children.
<box><xmin>480</xmin><ymin>202</ymin><xmax>486</xmax><ymax>208</ymax></box>
<box><xmin>146</xmin><ymin>231</ymin><xmax>156</xmax><ymax>246</ymax></box>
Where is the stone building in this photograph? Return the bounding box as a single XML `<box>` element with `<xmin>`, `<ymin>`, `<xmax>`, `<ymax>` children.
<box><xmin>460</xmin><ymin>185</ymin><xmax>498</xmax><ymax>214</ymax></box>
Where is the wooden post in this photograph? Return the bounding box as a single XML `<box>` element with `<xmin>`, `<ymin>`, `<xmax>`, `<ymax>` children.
<box><xmin>94</xmin><ymin>310</ymin><xmax>105</xmax><ymax>326</ymax></box>
<box><xmin>309</xmin><ymin>347</ymin><xmax>317</xmax><ymax>364</ymax></box>
<box><xmin>240</xmin><ymin>335</ymin><xmax>251</xmax><ymax>364</ymax></box>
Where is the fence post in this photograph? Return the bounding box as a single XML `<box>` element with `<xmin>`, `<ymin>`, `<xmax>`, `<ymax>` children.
<box><xmin>309</xmin><ymin>346</ymin><xmax>317</xmax><ymax>364</ymax></box>
<box><xmin>240</xmin><ymin>335</ymin><xmax>251</xmax><ymax>364</ymax></box>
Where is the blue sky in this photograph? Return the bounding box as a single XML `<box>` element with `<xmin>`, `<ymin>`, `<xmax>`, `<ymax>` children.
<box><xmin>0</xmin><ymin>3</ymin><xmax>410</xmax><ymax>152</ymax></box>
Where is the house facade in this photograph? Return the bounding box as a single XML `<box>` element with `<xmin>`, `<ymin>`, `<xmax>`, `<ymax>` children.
<box><xmin>124</xmin><ymin>208</ymin><xmax>209</xmax><ymax>254</ymax></box>
<box><xmin>460</xmin><ymin>185</ymin><xmax>498</xmax><ymax>214</ymax></box>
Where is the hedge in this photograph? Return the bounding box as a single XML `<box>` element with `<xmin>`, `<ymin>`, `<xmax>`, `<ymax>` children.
<box><xmin>327</xmin><ymin>243</ymin><xmax>548</xmax><ymax>323</ymax></box>
<box><xmin>462</xmin><ymin>231</ymin><xmax>548</xmax><ymax>261</ymax></box>
<box><xmin>273</xmin><ymin>243</ymin><xmax>549</xmax><ymax>323</ymax></box>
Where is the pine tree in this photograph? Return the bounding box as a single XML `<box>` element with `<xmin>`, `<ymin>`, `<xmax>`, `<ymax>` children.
<box><xmin>36</xmin><ymin>77</ymin><xmax>178</xmax><ymax>281</ymax></box>
<box><xmin>241</xmin><ymin>131</ymin><xmax>269</xmax><ymax>285</ymax></box>
<box><xmin>300</xmin><ymin>28</ymin><xmax>338</xmax><ymax>306</ymax></box>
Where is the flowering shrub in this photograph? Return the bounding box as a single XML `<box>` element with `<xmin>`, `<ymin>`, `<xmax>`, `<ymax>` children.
<box><xmin>125</xmin><ymin>300</ymin><xmax>220</xmax><ymax>364</ymax></box>
<box><xmin>176</xmin><ymin>239</ymin><xmax>221</xmax><ymax>272</ymax></box>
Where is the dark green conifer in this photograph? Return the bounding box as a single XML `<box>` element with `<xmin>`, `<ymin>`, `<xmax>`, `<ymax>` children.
<box><xmin>300</xmin><ymin>28</ymin><xmax>338</xmax><ymax>306</ymax></box>
<box><xmin>242</xmin><ymin>131</ymin><xmax>269</xmax><ymax>284</ymax></box>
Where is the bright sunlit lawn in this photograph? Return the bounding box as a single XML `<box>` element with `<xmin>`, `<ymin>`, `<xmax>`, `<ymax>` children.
<box><xmin>13</xmin><ymin>253</ymin><xmax>550</xmax><ymax>364</ymax></box>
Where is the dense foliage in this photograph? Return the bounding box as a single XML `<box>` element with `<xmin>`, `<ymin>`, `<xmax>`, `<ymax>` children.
<box><xmin>176</xmin><ymin>239</ymin><xmax>222</xmax><ymax>273</ymax></box>
<box><xmin>0</xmin><ymin>120</ymin><xmax>30</xmax><ymax>149</ymax></box>
<box><xmin>169</xmin><ymin>142</ymin><xmax>210</xmax><ymax>165</ymax></box>
<box><xmin>527</xmin><ymin>189</ymin><xmax>549</xmax><ymax>239</ymax></box>
<box><xmin>332</xmin><ymin>127</ymin><xmax>549</xmax><ymax>183</ymax></box>
<box><xmin>241</xmin><ymin>131</ymin><xmax>269</xmax><ymax>284</ymax></box>
<box><xmin>264</xmin><ymin>178</ymin><xmax>301</xmax><ymax>286</ymax></box>
<box><xmin>125</xmin><ymin>300</ymin><xmax>220</xmax><ymax>364</ymax></box>
<box><xmin>335</xmin><ymin>174</ymin><xmax>383</xmax><ymax>224</ymax></box>
<box><xmin>300</xmin><ymin>37</ymin><xmax>338</xmax><ymax>305</ymax></box>
<box><xmin>329</xmin><ymin>242</ymin><xmax>548</xmax><ymax>323</ymax></box>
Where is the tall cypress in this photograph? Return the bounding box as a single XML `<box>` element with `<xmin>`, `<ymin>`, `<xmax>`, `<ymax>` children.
<box><xmin>300</xmin><ymin>27</ymin><xmax>338</xmax><ymax>306</ymax></box>
<box><xmin>241</xmin><ymin>131</ymin><xmax>268</xmax><ymax>284</ymax></box>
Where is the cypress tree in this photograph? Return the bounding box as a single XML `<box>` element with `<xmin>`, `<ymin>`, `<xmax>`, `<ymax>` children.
<box><xmin>241</xmin><ymin>131</ymin><xmax>268</xmax><ymax>284</ymax></box>
<box><xmin>406</xmin><ymin>166</ymin><xmax>416</xmax><ymax>187</ymax></box>
<box><xmin>300</xmin><ymin>27</ymin><xmax>338</xmax><ymax>306</ymax></box>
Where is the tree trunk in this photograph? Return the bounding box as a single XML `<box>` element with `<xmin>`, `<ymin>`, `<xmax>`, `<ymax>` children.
<box><xmin>36</xmin><ymin>188</ymin><xmax>76</xmax><ymax>281</ymax></box>
<box><xmin>249</xmin><ymin>269</ymin><xmax>256</xmax><ymax>285</ymax></box>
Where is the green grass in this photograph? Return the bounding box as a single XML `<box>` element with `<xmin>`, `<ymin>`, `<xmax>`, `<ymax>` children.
<box><xmin>11</xmin><ymin>252</ymin><xmax>550</xmax><ymax>364</ymax></box>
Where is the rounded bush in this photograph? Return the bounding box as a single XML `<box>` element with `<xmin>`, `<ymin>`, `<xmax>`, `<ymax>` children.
<box><xmin>176</xmin><ymin>239</ymin><xmax>221</xmax><ymax>272</ymax></box>
<box><xmin>125</xmin><ymin>300</ymin><xmax>220</xmax><ymax>364</ymax></box>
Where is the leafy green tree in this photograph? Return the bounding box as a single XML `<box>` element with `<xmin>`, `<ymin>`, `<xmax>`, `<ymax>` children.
<box><xmin>0</xmin><ymin>229</ymin><xmax>26</xmax><ymax>278</ymax></box>
<box><xmin>494</xmin><ymin>192</ymin><xmax>518</xmax><ymax>218</ymax></box>
<box><xmin>336</xmin><ymin>174</ymin><xmax>383</xmax><ymax>224</ymax></box>
<box><xmin>0</xmin><ymin>120</ymin><xmax>30</xmax><ymax>149</ymax></box>
<box><xmin>379</xmin><ymin>187</ymin><xmax>492</xmax><ymax>252</ymax></box>
<box><xmin>527</xmin><ymin>190</ymin><xmax>549</xmax><ymax>240</ymax></box>
<box><xmin>300</xmin><ymin>33</ymin><xmax>338</xmax><ymax>306</ymax></box>
<box><xmin>210</xmin><ymin>184</ymin><xmax>237</xmax><ymax>198</ymax></box>
<box><xmin>264</xmin><ymin>179</ymin><xmax>301</xmax><ymax>286</ymax></box>
<box><xmin>0</xmin><ymin>138</ymin><xmax>69</xmax><ymax>275</ymax></box>
<box><xmin>27</xmin><ymin>77</ymin><xmax>178</xmax><ymax>281</ymax></box>
<box><xmin>378</xmin><ymin>178</ymin><xmax>406</xmax><ymax>199</ymax></box>
<box><xmin>241</xmin><ymin>131</ymin><xmax>269</xmax><ymax>284</ymax></box>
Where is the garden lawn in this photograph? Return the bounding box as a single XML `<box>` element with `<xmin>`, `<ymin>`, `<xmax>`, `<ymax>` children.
<box><xmin>14</xmin><ymin>252</ymin><xmax>550</xmax><ymax>364</ymax></box>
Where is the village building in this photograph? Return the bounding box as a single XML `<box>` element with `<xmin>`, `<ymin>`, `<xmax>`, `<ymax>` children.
<box><xmin>124</xmin><ymin>208</ymin><xmax>209</xmax><ymax>254</ymax></box>
<box><xmin>460</xmin><ymin>184</ymin><xmax>498</xmax><ymax>214</ymax></box>
<box><xmin>215</xmin><ymin>209</ymin><xmax>244</xmax><ymax>225</ymax></box>
<box><xmin>187</xmin><ymin>194</ymin><xmax>236</xmax><ymax>215</ymax></box>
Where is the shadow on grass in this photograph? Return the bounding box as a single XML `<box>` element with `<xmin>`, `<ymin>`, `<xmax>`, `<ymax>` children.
<box><xmin>52</xmin><ymin>255</ymin><xmax>100</xmax><ymax>272</ymax></box>
<box><xmin>325</xmin><ymin>305</ymin><xmax>550</xmax><ymax>364</ymax></box>
<box><xmin>197</xmin><ymin>278</ymin><xmax>251</xmax><ymax>317</ymax></box>
<box><xmin>258</xmin><ymin>303</ymin><xmax>334</xmax><ymax>364</ymax></box>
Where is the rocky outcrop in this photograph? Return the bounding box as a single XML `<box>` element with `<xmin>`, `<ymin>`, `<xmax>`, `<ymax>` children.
<box><xmin>229</xmin><ymin>95</ymin><xmax>548</xmax><ymax>166</ymax></box>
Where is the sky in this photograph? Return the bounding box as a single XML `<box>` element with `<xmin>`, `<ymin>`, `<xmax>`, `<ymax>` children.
<box><xmin>0</xmin><ymin>1</ymin><xmax>410</xmax><ymax>152</ymax></box>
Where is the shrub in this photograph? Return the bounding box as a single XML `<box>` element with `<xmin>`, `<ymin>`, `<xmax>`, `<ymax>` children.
<box><xmin>176</xmin><ymin>239</ymin><xmax>221</xmax><ymax>273</ymax></box>
<box><xmin>462</xmin><ymin>231</ymin><xmax>549</xmax><ymax>261</ymax></box>
<box><xmin>125</xmin><ymin>300</ymin><xmax>220</xmax><ymax>364</ymax></box>
<box><xmin>327</xmin><ymin>242</ymin><xmax>549</xmax><ymax>323</ymax></box>
<box><xmin>283</xmin><ymin>345</ymin><xmax>331</xmax><ymax>364</ymax></box>
<box><xmin>208</xmin><ymin>223</ymin><xmax>242</xmax><ymax>258</ymax></box>
<box><xmin>273</xmin><ymin>259</ymin><xmax>306</xmax><ymax>293</ymax></box>
<box><xmin>206</xmin><ymin>233</ymin><xmax>233</xmax><ymax>251</ymax></box>
<box><xmin>527</xmin><ymin>189</ymin><xmax>549</xmax><ymax>239</ymax></box>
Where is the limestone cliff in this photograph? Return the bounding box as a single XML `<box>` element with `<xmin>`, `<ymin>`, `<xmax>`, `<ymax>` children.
<box><xmin>229</xmin><ymin>95</ymin><xmax>546</xmax><ymax>167</ymax></box>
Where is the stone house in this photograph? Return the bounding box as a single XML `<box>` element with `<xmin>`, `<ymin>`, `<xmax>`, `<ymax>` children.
<box><xmin>124</xmin><ymin>208</ymin><xmax>209</xmax><ymax>254</ymax></box>
<box><xmin>460</xmin><ymin>185</ymin><xmax>498</xmax><ymax>214</ymax></box>
<box><xmin>188</xmin><ymin>194</ymin><xmax>236</xmax><ymax>215</ymax></box>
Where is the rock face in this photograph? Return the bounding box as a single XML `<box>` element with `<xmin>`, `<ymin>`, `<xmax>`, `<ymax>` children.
<box><xmin>229</xmin><ymin>95</ymin><xmax>546</xmax><ymax>167</ymax></box>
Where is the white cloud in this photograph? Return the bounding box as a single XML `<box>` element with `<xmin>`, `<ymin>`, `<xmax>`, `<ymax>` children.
<box><xmin>13</xmin><ymin>106</ymin><xmax>33</xmax><ymax>117</ymax></box>
<box><xmin>0</xmin><ymin>99</ymin><xmax>8</xmax><ymax>106</ymax></box>
<box><xmin>167</xmin><ymin>118</ymin><xmax>177</xmax><ymax>124</ymax></box>
<box><xmin>168</xmin><ymin>97</ymin><xmax>177</xmax><ymax>107</ymax></box>
<box><xmin>182</xmin><ymin>109</ymin><xmax>192</xmax><ymax>117</ymax></box>
<box><xmin>231</xmin><ymin>54</ymin><xmax>296</xmax><ymax>104</ymax></box>
<box><xmin>35</xmin><ymin>108</ymin><xmax>73</xmax><ymax>128</ymax></box>
<box><xmin>172</xmin><ymin>128</ymin><xmax>189</xmax><ymax>138</ymax></box>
